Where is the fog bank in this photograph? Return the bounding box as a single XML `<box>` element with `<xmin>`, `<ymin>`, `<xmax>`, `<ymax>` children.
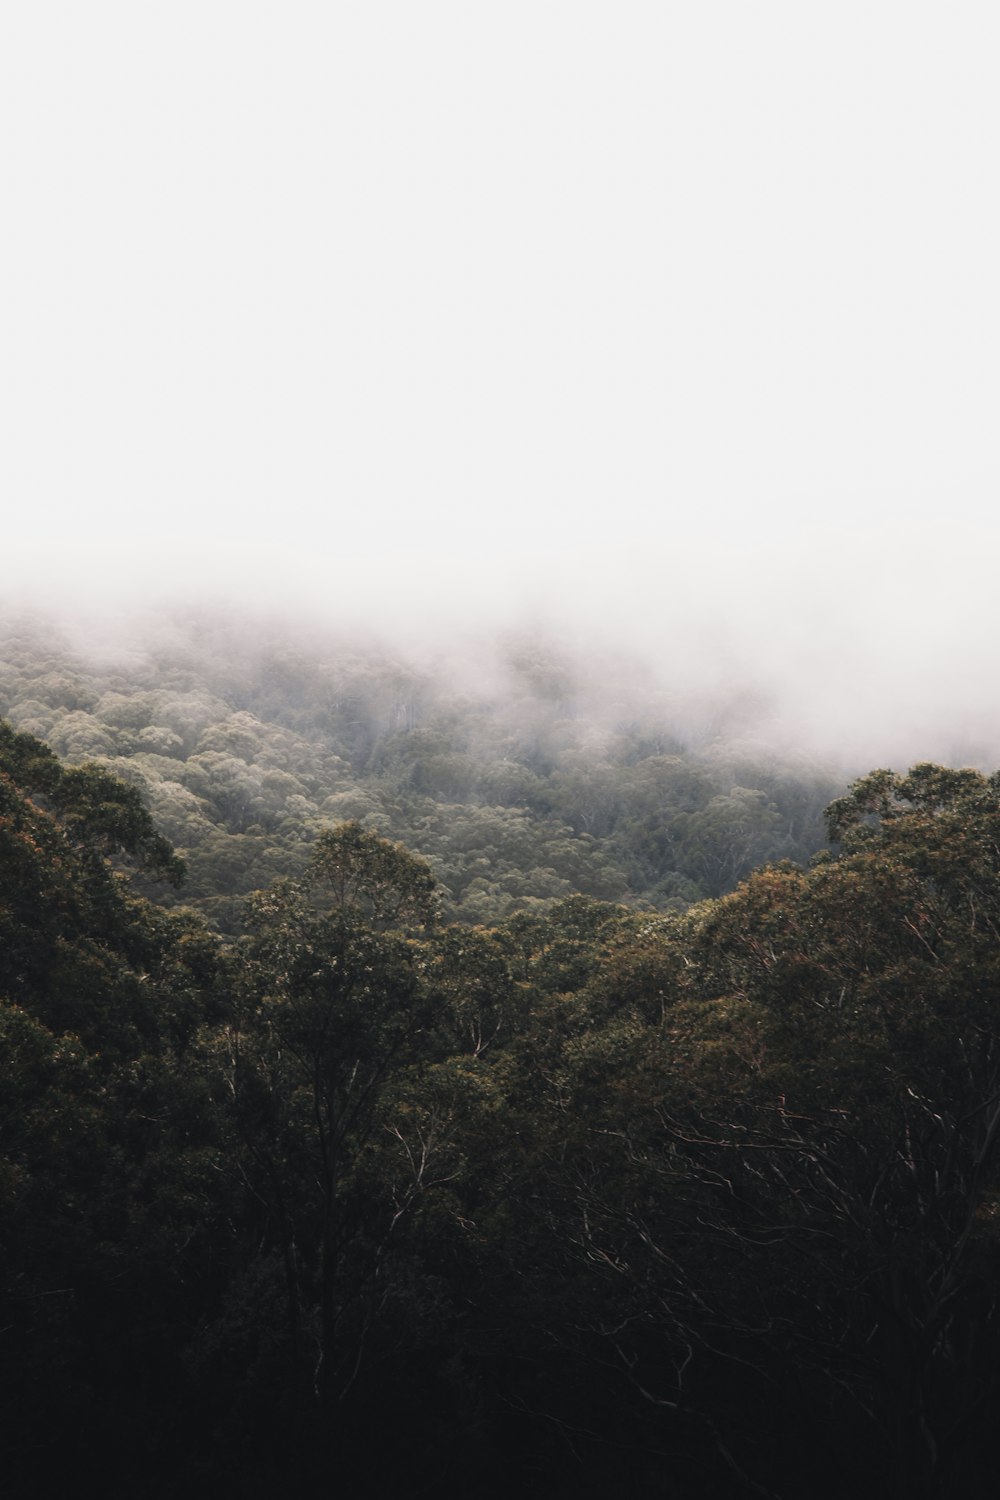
<box><xmin>5</xmin><ymin>4</ymin><xmax>999</xmax><ymax>772</ymax></box>
<box><xmin>5</xmin><ymin>537</ymin><xmax>998</xmax><ymax>778</ymax></box>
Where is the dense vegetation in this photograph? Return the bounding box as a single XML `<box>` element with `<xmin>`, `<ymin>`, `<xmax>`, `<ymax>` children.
<box><xmin>4</xmin><ymin>614</ymin><xmax>1000</xmax><ymax>1497</ymax></box>
<box><xmin>0</xmin><ymin>608</ymin><xmax>837</xmax><ymax>931</ymax></box>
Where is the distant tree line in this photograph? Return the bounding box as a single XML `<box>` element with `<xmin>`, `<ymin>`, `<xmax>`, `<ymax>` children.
<box><xmin>0</xmin><ymin>609</ymin><xmax>838</xmax><ymax>933</ymax></box>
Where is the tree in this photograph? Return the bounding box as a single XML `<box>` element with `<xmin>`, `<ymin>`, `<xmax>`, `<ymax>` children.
<box><xmin>0</xmin><ymin>720</ymin><xmax>185</xmax><ymax>886</ymax></box>
<box><xmin>222</xmin><ymin>828</ymin><xmax>443</xmax><ymax>1407</ymax></box>
<box><xmin>307</xmin><ymin>819</ymin><xmax>439</xmax><ymax>928</ymax></box>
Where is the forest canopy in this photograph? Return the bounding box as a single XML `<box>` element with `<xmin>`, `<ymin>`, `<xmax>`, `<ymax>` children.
<box><xmin>3</xmin><ymin>610</ymin><xmax>1000</xmax><ymax>1499</ymax></box>
<box><xmin>0</xmin><ymin>608</ymin><xmax>838</xmax><ymax>932</ymax></box>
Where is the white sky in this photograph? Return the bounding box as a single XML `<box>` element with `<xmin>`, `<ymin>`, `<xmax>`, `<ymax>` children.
<box><xmin>3</xmin><ymin>3</ymin><xmax>1000</xmax><ymax>760</ymax></box>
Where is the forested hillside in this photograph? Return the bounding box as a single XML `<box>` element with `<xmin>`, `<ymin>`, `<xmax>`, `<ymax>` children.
<box><xmin>4</xmin><ymin>690</ymin><xmax>1000</xmax><ymax>1497</ymax></box>
<box><xmin>0</xmin><ymin>607</ymin><xmax>838</xmax><ymax>931</ymax></box>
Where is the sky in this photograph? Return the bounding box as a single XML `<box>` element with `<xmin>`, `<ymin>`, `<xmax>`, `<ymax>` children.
<box><xmin>3</xmin><ymin>3</ymin><xmax>1000</xmax><ymax>762</ymax></box>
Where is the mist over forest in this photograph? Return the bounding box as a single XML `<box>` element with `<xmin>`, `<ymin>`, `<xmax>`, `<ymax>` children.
<box><xmin>6</xmin><ymin>507</ymin><xmax>1000</xmax><ymax>1500</ymax></box>
<box><xmin>6</xmin><ymin>1</ymin><xmax>1000</xmax><ymax>1495</ymax></box>
<box><xmin>0</xmin><ymin>600</ymin><xmax>844</xmax><ymax>935</ymax></box>
<box><xmin>5</xmin><ymin>594</ymin><xmax>1000</xmax><ymax>1497</ymax></box>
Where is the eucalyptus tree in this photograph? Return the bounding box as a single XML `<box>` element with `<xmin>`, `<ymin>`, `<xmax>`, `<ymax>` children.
<box><xmin>221</xmin><ymin>823</ymin><xmax>446</xmax><ymax>1404</ymax></box>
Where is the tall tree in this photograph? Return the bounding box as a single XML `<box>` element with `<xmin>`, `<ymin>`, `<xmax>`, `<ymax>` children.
<box><xmin>222</xmin><ymin>826</ymin><xmax>443</xmax><ymax>1408</ymax></box>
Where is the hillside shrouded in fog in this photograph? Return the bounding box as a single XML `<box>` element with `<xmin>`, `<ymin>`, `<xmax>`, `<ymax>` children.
<box><xmin>5</xmin><ymin>7</ymin><xmax>1000</xmax><ymax>1498</ymax></box>
<box><xmin>6</xmin><ymin>661</ymin><xmax>1000</xmax><ymax>1498</ymax></box>
<box><xmin>0</xmin><ymin>604</ymin><xmax>842</xmax><ymax>934</ymax></box>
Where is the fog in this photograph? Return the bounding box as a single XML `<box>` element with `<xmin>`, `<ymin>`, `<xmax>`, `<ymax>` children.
<box><xmin>5</xmin><ymin>4</ymin><xmax>1000</xmax><ymax>771</ymax></box>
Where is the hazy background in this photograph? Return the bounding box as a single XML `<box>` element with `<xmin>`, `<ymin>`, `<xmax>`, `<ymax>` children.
<box><xmin>3</xmin><ymin>3</ymin><xmax>999</xmax><ymax>764</ymax></box>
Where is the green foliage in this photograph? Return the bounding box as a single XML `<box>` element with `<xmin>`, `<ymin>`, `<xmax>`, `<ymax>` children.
<box><xmin>0</xmin><ymin>609</ymin><xmax>839</xmax><ymax>933</ymax></box>
<box><xmin>308</xmin><ymin>819</ymin><xmax>440</xmax><ymax>928</ymax></box>
<box><xmin>0</xmin><ymin>718</ymin><xmax>63</xmax><ymax>793</ymax></box>
<box><xmin>13</xmin><ymin>614</ymin><xmax>1000</xmax><ymax>1494</ymax></box>
<box><xmin>0</xmin><ymin>719</ymin><xmax>185</xmax><ymax>886</ymax></box>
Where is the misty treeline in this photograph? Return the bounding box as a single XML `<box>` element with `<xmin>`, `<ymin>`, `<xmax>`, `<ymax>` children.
<box><xmin>0</xmin><ymin>608</ymin><xmax>837</xmax><ymax>934</ymax></box>
<box><xmin>5</xmin><ymin>670</ymin><xmax>1000</xmax><ymax>1499</ymax></box>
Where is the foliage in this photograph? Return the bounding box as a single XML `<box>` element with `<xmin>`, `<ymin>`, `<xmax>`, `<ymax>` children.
<box><xmin>307</xmin><ymin>819</ymin><xmax>440</xmax><ymax>928</ymax></box>
<box><xmin>8</xmin><ymin>639</ymin><xmax>1000</xmax><ymax>1495</ymax></box>
<box><xmin>0</xmin><ymin>608</ymin><xmax>838</xmax><ymax>932</ymax></box>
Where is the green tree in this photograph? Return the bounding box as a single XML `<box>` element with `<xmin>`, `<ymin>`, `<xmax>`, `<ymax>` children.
<box><xmin>223</xmin><ymin>829</ymin><xmax>442</xmax><ymax>1404</ymax></box>
<box><xmin>307</xmin><ymin>819</ymin><xmax>440</xmax><ymax>928</ymax></box>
